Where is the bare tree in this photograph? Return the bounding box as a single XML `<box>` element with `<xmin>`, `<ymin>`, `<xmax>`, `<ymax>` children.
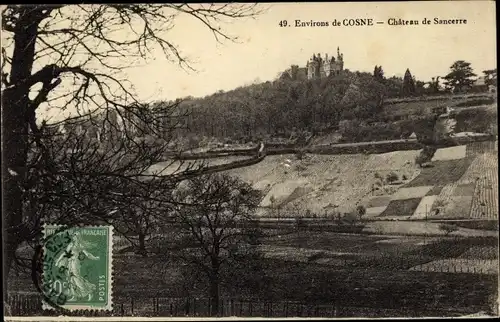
<box><xmin>156</xmin><ymin>173</ymin><xmax>263</xmax><ymax>316</ymax></box>
<box><xmin>116</xmin><ymin>190</ymin><xmax>175</xmax><ymax>257</ymax></box>
<box><xmin>1</xmin><ymin>4</ymin><xmax>265</xmax><ymax>296</ymax></box>
<box><xmin>11</xmin><ymin>117</ymin><xmax>185</xmax><ymax>268</ymax></box>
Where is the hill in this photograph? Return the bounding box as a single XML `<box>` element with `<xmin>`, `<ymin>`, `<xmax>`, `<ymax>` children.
<box><xmin>219</xmin><ymin>140</ymin><xmax>498</xmax><ymax>221</ymax></box>
<box><xmin>160</xmin><ymin>83</ymin><xmax>495</xmax><ymax>150</ymax></box>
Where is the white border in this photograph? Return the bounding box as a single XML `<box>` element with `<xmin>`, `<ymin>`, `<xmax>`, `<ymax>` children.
<box><xmin>41</xmin><ymin>225</ymin><xmax>114</xmax><ymax>311</ymax></box>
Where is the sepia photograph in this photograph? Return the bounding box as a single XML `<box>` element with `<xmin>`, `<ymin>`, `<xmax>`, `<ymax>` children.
<box><xmin>1</xmin><ymin>1</ymin><xmax>498</xmax><ymax>320</ymax></box>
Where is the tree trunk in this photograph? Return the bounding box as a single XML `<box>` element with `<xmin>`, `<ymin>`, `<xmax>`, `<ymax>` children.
<box><xmin>2</xmin><ymin>16</ymin><xmax>40</xmax><ymax>299</ymax></box>
<box><xmin>209</xmin><ymin>271</ymin><xmax>220</xmax><ymax>317</ymax></box>
<box><xmin>137</xmin><ymin>232</ymin><xmax>147</xmax><ymax>257</ymax></box>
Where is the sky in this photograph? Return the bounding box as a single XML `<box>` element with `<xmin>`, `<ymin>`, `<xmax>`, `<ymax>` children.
<box><xmin>123</xmin><ymin>1</ymin><xmax>497</xmax><ymax>102</ymax></box>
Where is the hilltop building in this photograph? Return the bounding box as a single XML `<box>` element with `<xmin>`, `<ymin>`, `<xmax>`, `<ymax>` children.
<box><xmin>281</xmin><ymin>47</ymin><xmax>344</xmax><ymax>81</ymax></box>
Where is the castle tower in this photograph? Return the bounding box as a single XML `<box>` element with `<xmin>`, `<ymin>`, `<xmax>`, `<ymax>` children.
<box><xmin>315</xmin><ymin>53</ymin><xmax>321</xmax><ymax>79</ymax></box>
<box><xmin>304</xmin><ymin>50</ymin><xmax>344</xmax><ymax>79</ymax></box>
<box><xmin>307</xmin><ymin>54</ymin><xmax>320</xmax><ymax>79</ymax></box>
<box><xmin>334</xmin><ymin>47</ymin><xmax>344</xmax><ymax>75</ymax></box>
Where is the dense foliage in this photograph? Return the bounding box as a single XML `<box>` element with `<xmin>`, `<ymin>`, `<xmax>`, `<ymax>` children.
<box><xmin>161</xmin><ymin>69</ymin><xmax>451</xmax><ymax>145</ymax></box>
<box><xmin>159</xmin><ymin>60</ymin><xmax>494</xmax><ymax>146</ymax></box>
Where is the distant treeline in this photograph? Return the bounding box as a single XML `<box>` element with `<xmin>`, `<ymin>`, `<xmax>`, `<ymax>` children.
<box><xmin>150</xmin><ymin>70</ymin><xmax>494</xmax><ymax>146</ymax></box>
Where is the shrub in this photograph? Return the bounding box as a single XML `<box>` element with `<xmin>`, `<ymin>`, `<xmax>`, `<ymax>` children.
<box><xmin>440</xmin><ymin>224</ymin><xmax>458</xmax><ymax>236</ymax></box>
<box><xmin>343</xmin><ymin>212</ymin><xmax>358</xmax><ymax>225</ymax></box>
<box><xmin>356</xmin><ymin>205</ymin><xmax>367</xmax><ymax>219</ymax></box>
<box><xmin>295</xmin><ymin>164</ymin><xmax>307</xmax><ymax>172</ymax></box>
<box><xmin>453</xmin><ymin>97</ymin><xmax>495</xmax><ymax>108</ymax></box>
<box><xmin>415</xmin><ymin>146</ymin><xmax>437</xmax><ymax>167</ymax></box>
<box><xmin>402</xmin><ymin>174</ymin><xmax>408</xmax><ymax>180</ymax></box>
<box><xmin>433</xmin><ymin>199</ymin><xmax>447</xmax><ymax>208</ymax></box>
<box><xmin>295</xmin><ymin>149</ymin><xmax>305</xmax><ymax>160</ymax></box>
<box><xmin>415</xmin><ymin>154</ymin><xmax>425</xmax><ymax>167</ymax></box>
<box><xmin>386</xmin><ymin>172</ymin><xmax>399</xmax><ymax>183</ymax></box>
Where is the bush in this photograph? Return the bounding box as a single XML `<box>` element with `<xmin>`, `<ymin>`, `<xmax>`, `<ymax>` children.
<box><xmin>433</xmin><ymin>199</ymin><xmax>447</xmax><ymax>208</ymax></box>
<box><xmin>295</xmin><ymin>149</ymin><xmax>305</xmax><ymax>160</ymax></box>
<box><xmin>454</xmin><ymin>108</ymin><xmax>496</xmax><ymax>133</ymax></box>
<box><xmin>343</xmin><ymin>212</ymin><xmax>359</xmax><ymax>225</ymax></box>
<box><xmin>356</xmin><ymin>205</ymin><xmax>366</xmax><ymax>219</ymax></box>
<box><xmin>386</xmin><ymin>172</ymin><xmax>399</xmax><ymax>183</ymax></box>
<box><xmin>440</xmin><ymin>223</ymin><xmax>458</xmax><ymax>235</ymax></box>
<box><xmin>453</xmin><ymin>97</ymin><xmax>495</xmax><ymax>108</ymax></box>
<box><xmin>295</xmin><ymin>164</ymin><xmax>307</xmax><ymax>172</ymax></box>
<box><xmin>415</xmin><ymin>154</ymin><xmax>425</xmax><ymax>167</ymax></box>
<box><xmin>415</xmin><ymin>145</ymin><xmax>437</xmax><ymax>167</ymax></box>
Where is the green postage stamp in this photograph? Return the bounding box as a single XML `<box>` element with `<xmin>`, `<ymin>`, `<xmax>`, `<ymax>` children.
<box><xmin>41</xmin><ymin>225</ymin><xmax>113</xmax><ymax>311</ymax></box>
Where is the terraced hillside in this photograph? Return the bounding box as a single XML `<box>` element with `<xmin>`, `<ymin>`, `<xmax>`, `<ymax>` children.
<box><xmin>223</xmin><ymin>150</ymin><xmax>421</xmax><ymax>215</ymax></box>
<box><xmin>364</xmin><ymin>142</ymin><xmax>498</xmax><ymax>220</ymax></box>
<box><xmin>148</xmin><ymin>137</ymin><xmax>497</xmax><ymax>221</ymax></box>
<box><xmin>222</xmin><ymin>140</ymin><xmax>497</xmax><ymax>220</ymax></box>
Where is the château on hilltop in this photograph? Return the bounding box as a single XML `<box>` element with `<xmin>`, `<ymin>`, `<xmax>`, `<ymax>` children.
<box><xmin>281</xmin><ymin>47</ymin><xmax>344</xmax><ymax>81</ymax></box>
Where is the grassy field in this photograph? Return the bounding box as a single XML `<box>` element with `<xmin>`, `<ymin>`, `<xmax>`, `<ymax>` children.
<box><xmin>405</xmin><ymin>157</ymin><xmax>475</xmax><ymax>187</ymax></box>
<box><xmin>378</xmin><ymin>198</ymin><xmax>422</xmax><ymax>218</ymax></box>
<box><xmin>7</xmin><ymin>229</ymin><xmax>498</xmax><ymax>317</ymax></box>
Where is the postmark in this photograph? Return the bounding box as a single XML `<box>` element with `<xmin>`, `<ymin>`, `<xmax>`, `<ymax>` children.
<box><xmin>38</xmin><ymin>225</ymin><xmax>113</xmax><ymax>311</ymax></box>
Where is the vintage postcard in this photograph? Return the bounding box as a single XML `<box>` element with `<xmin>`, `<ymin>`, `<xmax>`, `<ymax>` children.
<box><xmin>1</xmin><ymin>1</ymin><xmax>498</xmax><ymax>320</ymax></box>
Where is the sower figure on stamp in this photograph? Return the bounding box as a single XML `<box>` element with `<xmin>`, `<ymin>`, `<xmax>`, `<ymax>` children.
<box><xmin>54</xmin><ymin>233</ymin><xmax>100</xmax><ymax>301</ymax></box>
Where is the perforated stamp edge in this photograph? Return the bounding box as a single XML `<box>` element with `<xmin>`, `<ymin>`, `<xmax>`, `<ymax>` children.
<box><xmin>41</xmin><ymin>224</ymin><xmax>114</xmax><ymax>312</ymax></box>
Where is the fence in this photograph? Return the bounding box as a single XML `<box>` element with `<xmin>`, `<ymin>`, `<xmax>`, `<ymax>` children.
<box><xmin>6</xmin><ymin>293</ymin><xmax>495</xmax><ymax>318</ymax></box>
<box><xmin>5</xmin><ymin>294</ymin><xmax>341</xmax><ymax>317</ymax></box>
<box><xmin>151</xmin><ymin>297</ymin><xmax>340</xmax><ymax>317</ymax></box>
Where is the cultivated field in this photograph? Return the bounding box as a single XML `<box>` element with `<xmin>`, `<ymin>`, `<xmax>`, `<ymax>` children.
<box><xmin>469</xmin><ymin>153</ymin><xmax>498</xmax><ymax>219</ymax></box>
<box><xmin>405</xmin><ymin>157</ymin><xmax>475</xmax><ymax>187</ymax></box>
<box><xmin>7</xmin><ymin>222</ymin><xmax>499</xmax><ymax>318</ymax></box>
<box><xmin>224</xmin><ymin>151</ymin><xmax>421</xmax><ymax>215</ymax></box>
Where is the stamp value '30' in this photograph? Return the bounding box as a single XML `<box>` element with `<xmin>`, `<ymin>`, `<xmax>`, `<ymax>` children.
<box><xmin>41</xmin><ymin>225</ymin><xmax>113</xmax><ymax>311</ymax></box>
